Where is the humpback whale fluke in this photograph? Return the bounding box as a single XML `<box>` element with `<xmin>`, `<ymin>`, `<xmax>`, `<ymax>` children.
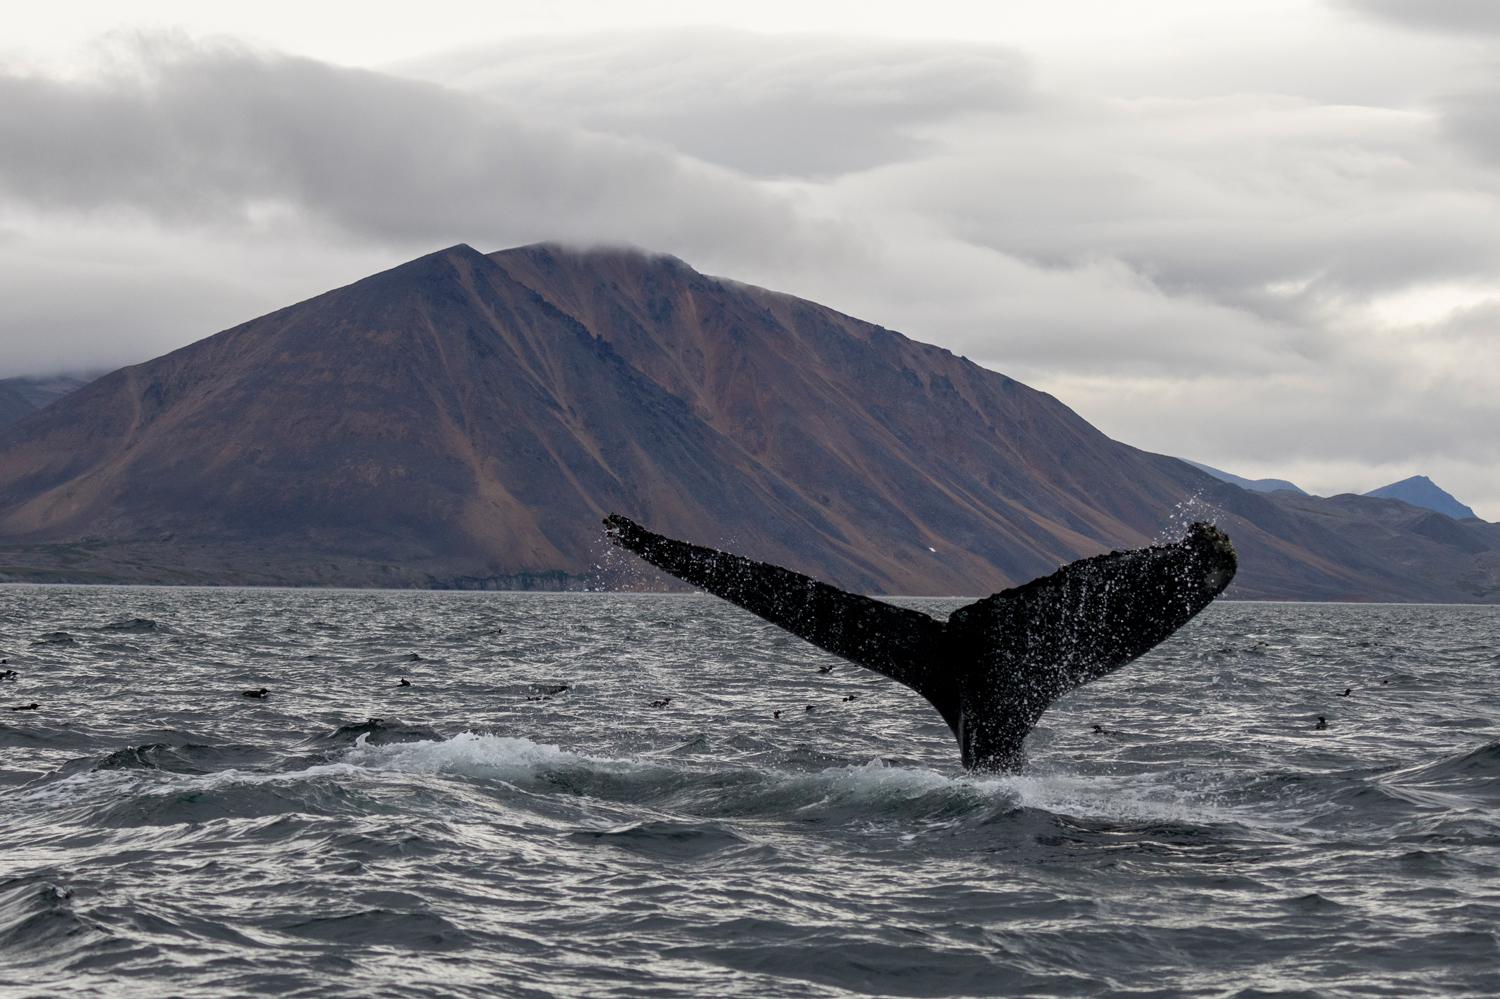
<box><xmin>604</xmin><ymin>514</ymin><xmax>1236</xmax><ymax>772</ymax></box>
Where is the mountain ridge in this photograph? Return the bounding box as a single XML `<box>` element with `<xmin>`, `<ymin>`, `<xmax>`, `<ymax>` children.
<box><xmin>0</xmin><ymin>242</ymin><xmax>1496</xmax><ymax>600</ymax></box>
<box><xmin>1186</xmin><ymin>460</ymin><xmax>1308</xmax><ymax>496</ymax></box>
<box><xmin>0</xmin><ymin>372</ymin><xmax>96</xmax><ymax>430</ymax></box>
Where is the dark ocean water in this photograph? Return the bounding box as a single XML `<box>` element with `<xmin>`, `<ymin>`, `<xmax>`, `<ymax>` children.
<box><xmin>1</xmin><ymin>586</ymin><xmax>1497</xmax><ymax>998</ymax></box>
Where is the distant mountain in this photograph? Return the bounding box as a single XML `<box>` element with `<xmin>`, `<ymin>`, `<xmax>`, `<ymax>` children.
<box><xmin>0</xmin><ymin>243</ymin><xmax>1496</xmax><ymax>601</ymax></box>
<box><xmin>1265</xmin><ymin>491</ymin><xmax>1496</xmax><ymax>598</ymax></box>
<box><xmin>0</xmin><ymin>373</ymin><xmax>97</xmax><ymax>429</ymax></box>
<box><xmin>0</xmin><ymin>381</ymin><xmax>32</xmax><ymax>429</ymax></box>
<box><xmin>1186</xmin><ymin>460</ymin><xmax>1307</xmax><ymax>496</ymax></box>
<box><xmin>1364</xmin><ymin>476</ymin><xmax>1478</xmax><ymax>520</ymax></box>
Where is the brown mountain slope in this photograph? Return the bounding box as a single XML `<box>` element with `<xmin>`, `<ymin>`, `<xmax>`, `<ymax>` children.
<box><xmin>0</xmin><ymin>243</ymin><xmax>1493</xmax><ymax>599</ymax></box>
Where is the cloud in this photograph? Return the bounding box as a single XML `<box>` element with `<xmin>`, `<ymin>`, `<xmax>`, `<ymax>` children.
<box><xmin>0</xmin><ymin>36</ymin><xmax>851</xmax><ymax>268</ymax></box>
<box><xmin>1029</xmin><ymin>294</ymin><xmax>1500</xmax><ymax>518</ymax></box>
<box><xmin>1439</xmin><ymin>84</ymin><xmax>1500</xmax><ymax>170</ymax></box>
<box><xmin>395</xmin><ymin>29</ymin><xmax>1036</xmax><ymax>179</ymax></box>
<box><xmin>837</xmin><ymin>96</ymin><xmax>1500</xmax><ymax>325</ymax></box>
<box><xmin>1339</xmin><ymin>0</ymin><xmax>1500</xmax><ymax>36</ymax></box>
<box><xmin>0</xmin><ymin>213</ymin><xmax>404</xmax><ymax>374</ymax></box>
<box><xmin>0</xmin><ymin>28</ymin><xmax>1497</xmax><ymax>519</ymax></box>
<box><xmin>0</xmin><ymin>35</ymin><xmax>877</xmax><ymax>377</ymax></box>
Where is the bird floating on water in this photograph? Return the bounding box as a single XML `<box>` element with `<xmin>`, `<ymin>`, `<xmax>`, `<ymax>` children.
<box><xmin>398</xmin><ymin>678</ymin><xmax>412</xmax><ymax>687</ymax></box>
<box><xmin>1315</xmin><ymin>715</ymin><xmax>1328</xmax><ymax>730</ymax></box>
<box><xmin>650</xmin><ymin>697</ymin><xmax>672</xmax><ymax>708</ymax></box>
<box><xmin>10</xmin><ymin>703</ymin><xmax>38</xmax><ymax>711</ymax></box>
<box><xmin>242</xmin><ymin>688</ymin><xmax>269</xmax><ymax>699</ymax></box>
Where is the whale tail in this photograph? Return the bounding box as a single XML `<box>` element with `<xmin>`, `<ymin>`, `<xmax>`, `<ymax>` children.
<box><xmin>603</xmin><ymin>515</ymin><xmax>1236</xmax><ymax>772</ymax></box>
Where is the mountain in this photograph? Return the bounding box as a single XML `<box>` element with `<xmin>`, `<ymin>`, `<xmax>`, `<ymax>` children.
<box><xmin>0</xmin><ymin>373</ymin><xmax>97</xmax><ymax>430</ymax></box>
<box><xmin>1364</xmin><ymin>476</ymin><xmax>1478</xmax><ymax>521</ymax></box>
<box><xmin>1186</xmin><ymin>460</ymin><xmax>1307</xmax><ymax>496</ymax></box>
<box><xmin>0</xmin><ymin>381</ymin><xmax>32</xmax><ymax>429</ymax></box>
<box><xmin>0</xmin><ymin>243</ymin><xmax>1496</xmax><ymax>601</ymax></box>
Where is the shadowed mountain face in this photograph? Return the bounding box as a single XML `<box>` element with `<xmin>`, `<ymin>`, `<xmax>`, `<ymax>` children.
<box><xmin>0</xmin><ymin>374</ymin><xmax>95</xmax><ymax>430</ymax></box>
<box><xmin>0</xmin><ymin>381</ymin><xmax>31</xmax><ymax>429</ymax></box>
<box><xmin>0</xmin><ymin>243</ymin><xmax>1495</xmax><ymax>600</ymax></box>
<box><xmin>1364</xmin><ymin>475</ymin><xmax>1478</xmax><ymax>521</ymax></box>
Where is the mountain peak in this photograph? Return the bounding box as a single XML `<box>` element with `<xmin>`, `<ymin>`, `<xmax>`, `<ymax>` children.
<box><xmin>1364</xmin><ymin>475</ymin><xmax>1478</xmax><ymax>520</ymax></box>
<box><xmin>364</xmin><ymin>242</ymin><xmax>487</xmax><ymax>271</ymax></box>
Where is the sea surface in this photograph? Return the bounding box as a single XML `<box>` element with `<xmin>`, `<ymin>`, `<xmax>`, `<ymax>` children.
<box><xmin>1</xmin><ymin>586</ymin><xmax>1497</xmax><ymax>998</ymax></box>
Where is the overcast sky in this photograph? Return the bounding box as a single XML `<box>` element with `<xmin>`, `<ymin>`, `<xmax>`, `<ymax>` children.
<box><xmin>2</xmin><ymin>1</ymin><xmax>1497</xmax><ymax>517</ymax></box>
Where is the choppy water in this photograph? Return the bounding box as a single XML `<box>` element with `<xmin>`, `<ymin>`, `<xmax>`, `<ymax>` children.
<box><xmin>1</xmin><ymin>587</ymin><xmax>1497</xmax><ymax>998</ymax></box>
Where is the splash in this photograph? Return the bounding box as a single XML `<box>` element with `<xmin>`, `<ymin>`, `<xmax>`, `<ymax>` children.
<box><xmin>343</xmin><ymin>730</ymin><xmax>628</xmax><ymax>776</ymax></box>
<box><xmin>1156</xmin><ymin>489</ymin><xmax>1223</xmax><ymax>544</ymax></box>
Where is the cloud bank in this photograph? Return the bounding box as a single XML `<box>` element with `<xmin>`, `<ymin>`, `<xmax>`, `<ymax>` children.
<box><xmin>0</xmin><ymin>19</ymin><xmax>1497</xmax><ymax>517</ymax></box>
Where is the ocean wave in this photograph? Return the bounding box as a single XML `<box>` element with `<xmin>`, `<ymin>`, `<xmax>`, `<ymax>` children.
<box><xmin>1390</xmin><ymin>739</ymin><xmax>1500</xmax><ymax>780</ymax></box>
<box><xmin>49</xmin><ymin>741</ymin><xmax>277</xmax><ymax>781</ymax></box>
<box><xmin>341</xmin><ymin>732</ymin><xmax>1237</xmax><ymax>832</ymax></box>
<box><xmin>569</xmin><ymin>820</ymin><xmax>750</xmax><ymax>860</ymax></box>
<box><xmin>345</xmin><ymin>730</ymin><xmax>605</xmax><ymax>774</ymax></box>
<box><xmin>0</xmin><ymin>721</ymin><xmax>99</xmax><ymax>751</ymax></box>
<box><xmin>97</xmin><ymin>617</ymin><xmax>168</xmax><ymax>634</ymax></box>
<box><xmin>305</xmin><ymin>717</ymin><xmax>445</xmax><ymax>750</ymax></box>
<box><xmin>276</xmin><ymin>908</ymin><xmax>471</xmax><ymax>950</ymax></box>
<box><xmin>1379</xmin><ymin>740</ymin><xmax>1500</xmax><ymax>804</ymax></box>
<box><xmin>0</xmin><ymin>879</ymin><xmax>137</xmax><ymax>970</ymax></box>
<box><xmin>11</xmin><ymin>721</ymin><xmax>1245</xmax><ymax>846</ymax></box>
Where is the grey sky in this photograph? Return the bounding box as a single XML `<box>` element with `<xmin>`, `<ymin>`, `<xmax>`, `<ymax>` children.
<box><xmin>1342</xmin><ymin>0</ymin><xmax>1500</xmax><ymax>36</ymax></box>
<box><xmin>1</xmin><ymin>2</ymin><xmax>1496</xmax><ymax>518</ymax></box>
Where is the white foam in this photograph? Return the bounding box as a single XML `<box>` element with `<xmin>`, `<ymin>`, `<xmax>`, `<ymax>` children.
<box><xmin>343</xmin><ymin>730</ymin><xmax>633</xmax><ymax>777</ymax></box>
<box><xmin>996</xmin><ymin>771</ymin><xmax>1230</xmax><ymax>826</ymax></box>
<box><xmin>770</xmin><ymin>758</ymin><xmax>1219</xmax><ymax>823</ymax></box>
<box><xmin>13</xmin><ymin>767</ymin><xmax>138</xmax><ymax>806</ymax></box>
<box><xmin>791</xmin><ymin>758</ymin><xmax>962</xmax><ymax>801</ymax></box>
